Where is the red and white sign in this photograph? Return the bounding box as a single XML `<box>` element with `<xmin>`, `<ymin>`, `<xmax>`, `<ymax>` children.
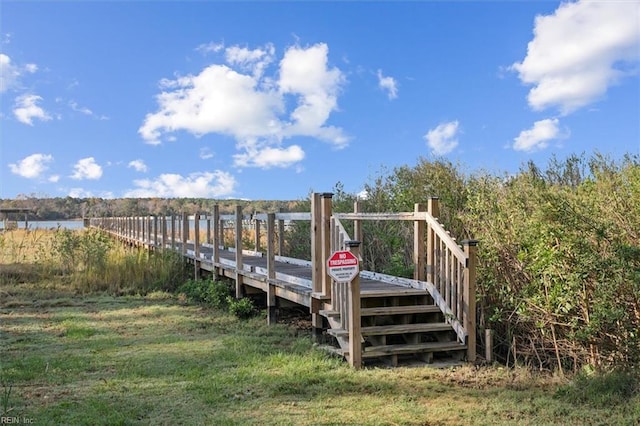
<box><xmin>327</xmin><ymin>250</ymin><xmax>360</xmax><ymax>282</ymax></box>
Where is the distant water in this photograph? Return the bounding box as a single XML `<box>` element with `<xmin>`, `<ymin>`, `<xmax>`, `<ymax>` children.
<box><xmin>0</xmin><ymin>220</ymin><xmax>85</xmax><ymax>230</ymax></box>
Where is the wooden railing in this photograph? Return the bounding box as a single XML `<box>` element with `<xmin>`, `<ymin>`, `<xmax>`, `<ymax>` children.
<box><xmin>320</xmin><ymin>196</ymin><xmax>477</xmax><ymax>362</ymax></box>
<box><xmin>91</xmin><ymin>193</ymin><xmax>477</xmax><ymax>364</ymax></box>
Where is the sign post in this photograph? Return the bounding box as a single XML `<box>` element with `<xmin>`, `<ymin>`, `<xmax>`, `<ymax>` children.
<box><xmin>327</xmin><ymin>243</ymin><xmax>362</xmax><ymax>368</ymax></box>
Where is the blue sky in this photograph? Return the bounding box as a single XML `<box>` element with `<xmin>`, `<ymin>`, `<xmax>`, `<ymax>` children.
<box><xmin>1</xmin><ymin>1</ymin><xmax>639</xmax><ymax>200</ymax></box>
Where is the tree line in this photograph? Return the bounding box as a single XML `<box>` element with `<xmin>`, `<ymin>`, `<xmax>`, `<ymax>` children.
<box><xmin>0</xmin><ymin>196</ymin><xmax>305</xmax><ymax>220</ymax></box>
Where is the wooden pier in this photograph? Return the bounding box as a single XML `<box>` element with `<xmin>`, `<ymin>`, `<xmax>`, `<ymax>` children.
<box><xmin>90</xmin><ymin>193</ymin><xmax>477</xmax><ymax>369</ymax></box>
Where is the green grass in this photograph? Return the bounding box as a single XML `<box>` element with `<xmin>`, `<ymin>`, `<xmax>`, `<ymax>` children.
<box><xmin>2</xmin><ymin>276</ymin><xmax>639</xmax><ymax>425</ymax></box>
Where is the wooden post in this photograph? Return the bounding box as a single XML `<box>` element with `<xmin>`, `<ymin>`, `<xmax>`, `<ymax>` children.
<box><xmin>310</xmin><ymin>193</ymin><xmax>323</xmax><ymax>340</ymax></box>
<box><xmin>321</xmin><ymin>193</ymin><xmax>333</xmax><ymax>298</ymax></box>
<box><xmin>219</xmin><ymin>215</ymin><xmax>226</xmax><ymax>249</ymax></box>
<box><xmin>463</xmin><ymin>239</ymin><xmax>478</xmax><ymax>362</ymax></box>
<box><xmin>170</xmin><ymin>215</ymin><xmax>176</xmax><ymax>251</ymax></box>
<box><xmin>353</xmin><ymin>201</ymin><xmax>363</xmax><ymax>247</ymax></box>
<box><xmin>194</xmin><ymin>212</ymin><xmax>201</xmax><ymax>280</ymax></box>
<box><xmin>485</xmin><ymin>329</ymin><xmax>493</xmax><ymax>363</ymax></box>
<box><xmin>182</xmin><ymin>212</ymin><xmax>188</xmax><ymax>257</ymax></box>
<box><xmin>346</xmin><ymin>240</ymin><xmax>362</xmax><ymax>369</ymax></box>
<box><xmin>147</xmin><ymin>215</ymin><xmax>152</xmax><ymax>245</ymax></box>
<box><xmin>426</xmin><ymin>197</ymin><xmax>440</xmax><ymax>284</ymax></box>
<box><xmin>212</xmin><ymin>205</ymin><xmax>220</xmax><ymax>279</ymax></box>
<box><xmin>206</xmin><ymin>213</ymin><xmax>212</xmax><ymax>245</ymax></box>
<box><xmin>162</xmin><ymin>216</ymin><xmax>167</xmax><ymax>250</ymax></box>
<box><xmin>414</xmin><ymin>203</ymin><xmax>426</xmax><ymax>281</ymax></box>
<box><xmin>235</xmin><ymin>205</ymin><xmax>244</xmax><ymax>299</ymax></box>
<box><xmin>266</xmin><ymin>213</ymin><xmax>277</xmax><ymax>325</ymax></box>
<box><xmin>153</xmin><ymin>216</ymin><xmax>158</xmax><ymax>248</ymax></box>
<box><xmin>311</xmin><ymin>193</ymin><xmax>322</xmax><ymax>295</ymax></box>
<box><xmin>254</xmin><ymin>213</ymin><xmax>261</xmax><ymax>252</ymax></box>
<box><xmin>277</xmin><ymin>208</ymin><xmax>285</xmax><ymax>256</ymax></box>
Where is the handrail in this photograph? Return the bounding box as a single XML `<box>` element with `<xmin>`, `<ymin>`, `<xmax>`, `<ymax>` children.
<box><xmin>89</xmin><ymin>195</ymin><xmax>477</xmax><ymax>363</ymax></box>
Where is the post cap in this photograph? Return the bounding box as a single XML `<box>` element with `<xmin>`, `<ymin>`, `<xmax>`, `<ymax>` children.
<box><xmin>461</xmin><ymin>239</ymin><xmax>479</xmax><ymax>246</ymax></box>
<box><xmin>321</xmin><ymin>192</ymin><xmax>334</xmax><ymax>198</ymax></box>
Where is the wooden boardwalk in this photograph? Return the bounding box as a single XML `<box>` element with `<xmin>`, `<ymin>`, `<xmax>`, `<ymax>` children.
<box><xmin>90</xmin><ymin>193</ymin><xmax>478</xmax><ymax>368</ymax></box>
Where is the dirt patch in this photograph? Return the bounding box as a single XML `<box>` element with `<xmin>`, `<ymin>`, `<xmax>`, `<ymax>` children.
<box><xmin>277</xmin><ymin>307</ymin><xmax>312</xmax><ymax>332</ymax></box>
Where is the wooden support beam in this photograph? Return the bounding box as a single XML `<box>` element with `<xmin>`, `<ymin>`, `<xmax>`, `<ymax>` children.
<box><xmin>235</xmin><ymin>205</ymin><xmax>244</xmax><ymax>299</ymax></box>
<box><xmin>277</xmin><ymin>207</ymin><xmax>285</xmax><ymax>256</ymax></box>
<box><xmin>311</xmin><ymin>193</ymin><xmax>324</xmax><ymax>339</ymax></box>
<box><xmin>267</xmin><ymin>213</ymin><xmax>277</xmax><ymax>325</ymax></box>
<box><xmin>321</xmin><ymin>193</ymin><xmax>333</xmax><ymax>297</ymax></box>
<box><xmin>347</xmin><ymin>240</ymin><xmax>362</xmax><ymax>369</ymax></box>
<box><xmin>212</xmin><ymin>205</ymin><xmax>220</xmax><ymax>279</ymax></box>
<box><xmin>194</xmin><ymin>212</ymin><xmax>201</xmax><ymax>280</ymax></box>
<box><xmin>426</xmin><ymin>197</ymin><xmax>439</xmax><ymax>284</ymax></box>
<box><xmin>254</xmin><ymin>214</ymin><xmax>261</xmax><ymax>252</ymax></box>
<box><xmin>414</xmin><ymin>203</ymin><xmax>426</xmax><ymax>281</ymax></box>
<box><xmin>161</xmin><ymin>216</ymin><xmax>167</xmax><ymax>250</ymax></box>
<box><xmin>463</xmin><ymin>239</ymin><xmax>478</xmax><ymax>362</ymax></box>
<box><xmin>353</xmin><ymin>200</ymin><xmax>363</xmax><ymax>246</ymax></box>
<box><xmin>170</xmin><ymin>215</ymin><xmax>176</xmax><ymax>251</ymax></box>
<box><xmin>182</xmin><ymin>212</ymin><xmax>188</xmax><ymax>257</ymax></box>
<box><xmin>311</xmin><ymin>193</ymin><xmax>322</xmax><ymax>295</ymax></box>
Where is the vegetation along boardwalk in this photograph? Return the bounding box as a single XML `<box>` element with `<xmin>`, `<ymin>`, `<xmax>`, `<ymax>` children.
<box><xmin>90</xmin><ymin>193</ymin><xmax>478</xmax><ymax>369</ymax></box>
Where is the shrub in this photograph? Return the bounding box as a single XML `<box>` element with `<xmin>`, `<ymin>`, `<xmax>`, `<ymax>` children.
<box><xmin>178</xmin><ymin>278</ymin><xmax>233</xmax><ymax>309</ymax></box>
<box><xmin>227</xmin><ymin>296</ymin><xmax>257</xmax><ymax>319</ymax></box>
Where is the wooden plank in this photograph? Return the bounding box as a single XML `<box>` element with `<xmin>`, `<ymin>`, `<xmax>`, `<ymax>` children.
<box><xmin>360</xmin><ymin>305</ymin><xmax>441</xmax><ymax>316</ymax></box>
<box><xmin>361</xmin><ymin>341</ymin><xmax>466</xmax><ymax>357</ymax></box>
<box><xmin>329</xmin><ymin>322</ymin><xmax>452</xmax><ymax>337</ymax></box>
<box><xmin>361</xmin><ymin>322</ymin><xmax>452</xmax><ymax>336</ymax></box>
<box><xmin>333</xmin><ymin>212</ymin><xmax>418</xmax><ymax>221</ymax></box>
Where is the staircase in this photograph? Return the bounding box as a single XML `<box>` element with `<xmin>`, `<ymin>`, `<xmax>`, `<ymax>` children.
<box><xmin>320</xmin><ymin>289</ymin><xmax>467</xmax><ymax>367</ymax></box>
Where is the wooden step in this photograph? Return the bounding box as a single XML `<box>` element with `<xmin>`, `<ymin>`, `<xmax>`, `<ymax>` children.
<box><xmin>360</xmin><ymin>305</ymin><xmax>441</xmax><ymax>316</ymax></box>
<box><xmin>321</xmin><ymin>341</ymin><xmax>466</xmax><ymax>359</ymax></box>
<box><xmin>362</xmin><ymin>341</ymin><xmax>465</xmax><ymax>357</ymax></box>
<box><xmin>360</xmin><ymin>288</ymin><xmax>427</xmax><ymax>298</ymax></box>
<box><xmin>329</xmin><ymin>322</ymin><xmax>452</xmax><ymax>337</ymax></box>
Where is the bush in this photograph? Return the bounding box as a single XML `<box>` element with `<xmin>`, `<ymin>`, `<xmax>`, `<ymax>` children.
<box><xmin>227</xmin><ymin>296</ymin><xmax>257</xmax><ymax>319</ymax></box>
<box><xmin>178</xmin><ymin>278</ymin><xmax>233</xmax><ymax>309</ymax></box>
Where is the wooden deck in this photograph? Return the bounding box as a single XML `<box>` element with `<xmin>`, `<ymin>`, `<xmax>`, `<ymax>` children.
<box><xmin>90</xmin><ymin>193</ymin><xmax>478</xmax><ymax>368</ymax></box>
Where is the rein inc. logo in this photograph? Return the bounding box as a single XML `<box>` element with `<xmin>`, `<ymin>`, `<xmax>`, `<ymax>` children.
<box><xmin>0</xmin><ymin>417</ymin><xmax>35</xmax><ymax>424</ymax></box>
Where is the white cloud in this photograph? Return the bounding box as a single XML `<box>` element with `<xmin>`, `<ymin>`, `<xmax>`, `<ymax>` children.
<box><xmin>233</xmin><ymin>143</ymin><xmax>305</xmax><ymax>168</ymax></box>
<box><xmin>0</xmin><ymin>53</ymin><xmax>20</xmax><ymax>93</ymax></box>
<box><xmin>124</xmin><ymin>171</ymin><xmax>236</xmax><ymax>198</ymax></box>
<box><xmin>128</xmin><ymin>159</ymin><xmax>148</xmax><ymax>173</ymax></box>
<box><xmin>71</xmin><ymin>157</ymin><xmax>103</xmax><ymax>180</ymax></box>
<box><xmin>139</xmin><ymin>64</ymin><xmax>283</xmax><ymax>144</ymax></box>
<box><xmin>48</xmin><ymin>175</ymin><xmax>60</xmax><ymax>183</ymax></box>
<box><xmin>139</xmin><ymin>42</ymin><xmax>348</xmax><ymax>169</ymax></box>
<box><xmin>377</xmin><ymin>69</ymin><xmax>398</xmax><ymax>99</ymax></box>
<box><xmin>225</xmin><ymin>44</ymin><xmax>275</xmax><ymax>78</ymax></box>
<box><xmin>199</xmin><ymin>147</ymin><xmax>214</xmax><ymax>159</ymax></box>
<box><xmin>279</xmin><ymin>43</ymin><xmax>348</xmax><ymax>146</ymax></box>
<box><xmin>68</xmin><ymin>188</ymin><xmax>94</xmax><ymax>198</ymax></box>
<box><xmin>8</xmin><ymin>153</ymin><xmax>53</xmax><ymax>179</ymax></box>
<box><xmin>69</xmin><ymin>100</ymin><xmax>93</xmax><ymax>116</ymax></box>
<box><xmin>13</xmin><ymin>94</ymin><xmax>51</xmax><ymax>125</ymax></box>
<box><xmin>196</xmin><ymin>41</ymin><xmax>224</xmax><ymax>55</ymax></box>
<box><xmin>512</xmin><ymin>118</ymin><xmax>564</xmax><ymax>152</ymax></box>
<box><xmin>424</xmin><ymin>121</ymin><xmax>460</xmax><ymax>156</ymax></box>
<box><xmin>511</xmin><ymin>0</ymin><xmax>640</xmax><ymax>114</ymax></box>
<box><xmin>0</xmin><ymin>54</ymin><xmax>39</xmax><ymax>93</ymax></box>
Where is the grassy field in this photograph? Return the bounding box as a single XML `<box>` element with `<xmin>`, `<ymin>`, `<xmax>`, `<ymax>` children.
<box><xmin>1</xmin><ymin>230</ymin><xmax>639</xmax><ymax>425</ymax></box>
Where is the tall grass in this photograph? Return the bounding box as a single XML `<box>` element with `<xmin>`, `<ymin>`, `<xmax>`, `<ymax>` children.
<box><xmin>0</xmin><ymin>228</ymin><xmax>189</xmax><ymax>295</ymax></box>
